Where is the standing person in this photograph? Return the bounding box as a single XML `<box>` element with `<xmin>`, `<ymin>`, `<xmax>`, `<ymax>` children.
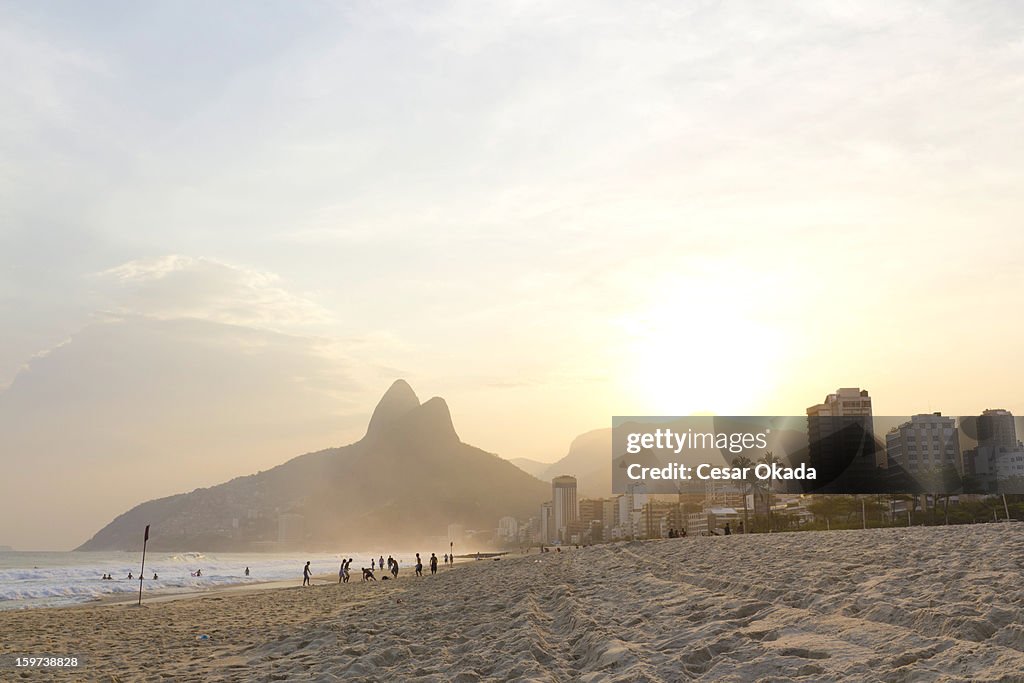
<box><xmin>443</xmin><ymin>553</ymin><xmax>448</xmax><ymax>567</ymax></box>
<box><xmin>342</xmin><ymin>558</ymin><xmax>352</xmax><ymax>583</ymax></box>
<box><xmin>303</xmin><ymin>561</ymin><xmax>312</xmax><ymax>586</ymax></box>
<box><xmin>415</xmin><ymin>553</ymin><xmax>423</xmax><ymax>576</ymax></box>
<box><xmin>379</xmin><ymin>556</ymin><xmax>384</xmax><ymax>572</ymax></box>
<box><xmin>724</xmin><ymin>523</ymin><xmax>731</xmax><ymax>536</ymax></box>
<box><xmin>430</xmin><ymin>553</ymin><xmax>438</xmax><ymax>575</ymax></box>
<box><xmin>339</xmin><ymin>559</ymin><xmax>346</xmax><ymax>584</ymax></box>
<box><xmin>245</xmin><ymin>567</ymin><xmax>250</xmax><ymax>577</ymax></box>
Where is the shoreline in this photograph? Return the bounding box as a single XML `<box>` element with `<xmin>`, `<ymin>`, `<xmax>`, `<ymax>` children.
<box><xmin>0</xmin><ymin>552</ymin><xmax>480</xmax><ymax>613</ymax></box>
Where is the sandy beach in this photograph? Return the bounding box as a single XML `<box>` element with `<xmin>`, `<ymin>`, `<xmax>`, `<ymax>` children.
<box><xmin>3</xmin><ymin>524</ymin><xmax>1024</xmax><ymax>681</ymax></box>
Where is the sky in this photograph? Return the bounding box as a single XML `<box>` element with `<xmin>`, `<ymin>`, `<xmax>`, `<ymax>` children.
<box><xmin>2</xmin><ymin>1</ymin><xmax>1023</xmax><ymax>549</ymax></box>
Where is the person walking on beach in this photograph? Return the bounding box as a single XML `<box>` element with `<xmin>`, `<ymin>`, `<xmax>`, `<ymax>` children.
<box><xmin>724</xmin><ymin>523</ymin><xmax>731</xmax><ymax>536</ymax></box>
<box><xmin>303</xmin><ymin>561</ymin><xmax>312</xmax><ymax>586</ymax></box>
<box><xmin>415</xmin><ymin>553</ymin><xmax>423</xmax><ymax>576</ymax></box>
<box><xmin>339</xmin><ymin>559</ymin><xmax>346</xmax><ymax>584</ymax></box>
<box><xmin>430</xmin><ymin>553</ymin><xmax>438</xmax><ymax>575</ymax></box>
<box><xmin>342</xmin><ymin>558</ymin><xmax>352</xmax><ymax>583</ymax></box>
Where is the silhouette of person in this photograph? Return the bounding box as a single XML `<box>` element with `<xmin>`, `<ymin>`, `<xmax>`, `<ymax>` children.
<box><xmin>724</xmin><ymin>523</ymin><xmax>731</xmax><ymax>536</ymax></box>
<box><xmin>430</xmin><ymin>553</ymin><xmax>438</xmax><ymax>575</ymax></box>
<box><xmin>245</xmin><ymin>567</ymin><xmax>250</xmax><ymax>577</ymax></box>
<box><xmin>415</xmin><ymin>553</ymin><xmax>423</xmax><ymax>576</ymax></box>
<box><xmin>303</xmin><ymin>561</ymin><xmax>312</xmax><ymax>586</ymax></box>
<box><xmin>342</xmin><ymin>558</ymin><xmax>352</xmax><ymax>583</ymax></box>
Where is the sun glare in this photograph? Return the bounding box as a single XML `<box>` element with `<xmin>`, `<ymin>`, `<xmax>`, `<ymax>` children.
<box><xmin>618</xmin><ymin>279</ymin><xmax>786</xmax><ymax>415</ymax></box>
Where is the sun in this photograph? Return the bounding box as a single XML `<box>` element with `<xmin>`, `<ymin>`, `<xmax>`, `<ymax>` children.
<box><xmin>617</xmin><ymin>279</ymin><xmax>787</xmax><ymax>416</ymax></box>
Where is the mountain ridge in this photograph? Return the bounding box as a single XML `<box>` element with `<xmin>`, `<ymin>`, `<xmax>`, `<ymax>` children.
<box><xmin>77</xmin><ymin>381</ymin><xmax>549</xmax><ymax>551</ymax></box>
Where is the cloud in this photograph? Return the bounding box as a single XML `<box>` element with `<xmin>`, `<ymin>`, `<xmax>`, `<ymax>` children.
<box><xmin>95</xmin><ymin>255</ymin><xmax>332</xmax><ymax>330</ymax></box>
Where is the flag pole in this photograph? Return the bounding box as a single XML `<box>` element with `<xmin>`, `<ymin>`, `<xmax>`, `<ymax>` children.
<box><xmin>138</xmin><ymin>524</ymin><xmax>150</xmax><ymax>607</ymax></box>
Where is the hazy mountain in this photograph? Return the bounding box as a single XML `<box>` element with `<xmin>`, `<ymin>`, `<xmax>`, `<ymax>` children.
<box><xmin>507</xmin><ymin>457</ymin><xmax>551</xmax><ymax>479</ymax></box>
<box><xmin>515</xmin><ymin>429</ymin><xmax>613</xmax><ymax>498</ymax></box>
<box><xmin>77</xmin><ymin>380</ymin><xmax>550</xmax><ymax>551</ymax></box>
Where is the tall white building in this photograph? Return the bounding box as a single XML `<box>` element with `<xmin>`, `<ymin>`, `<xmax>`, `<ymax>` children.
<box><xmin>497</xmin><ymin>516</ymin><xmax>519</xmax><ymax>544</ymax></box>
<box><xmin>886</xmin><ymin>413</ymin><xmax>961</xmax><ymax>474</ymax></box>
<box><xmin>807</xmin><ymin>387</ymin><xmax>882</xmax><ymax>471</ymax></box>
<box><xmin>552</xmin><ymin>475</ymin><xmax>578</xmax><ymax>543</ymax></box>
<box><xmin>806</xmin><ymin>388</ymin><xmax>873</xmax><ymax>417</ymax></box>
<box><xmin>539</xmin><ymin>502</ymin><xmax>553</xmax><ymax>544</ymax></box>
<box><xmin>967</xmin><ymin>409</ymin><xmax>1024</xmax><ymax>485</ymax></box>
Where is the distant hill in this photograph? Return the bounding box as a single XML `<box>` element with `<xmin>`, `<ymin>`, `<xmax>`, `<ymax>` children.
<box><xmin>512</xmin><ymin>429</ymin><xmax>613</xmax><ymax>498</ymax></box>
<box><xmin>77</xmin><ymin>380</ymin><xmax>550</xmax><ymax>551</ymax></box>
<box><xmin>507</xmin><ymin>457</ymin><xmax>551</xmax><ymax>479</ymax></box>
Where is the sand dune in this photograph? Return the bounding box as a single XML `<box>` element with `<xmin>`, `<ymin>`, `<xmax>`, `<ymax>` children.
<box><xmin>3</xmin><ymin>525</ymin><xmax>1024</xmax><ymax>681</ymax></box>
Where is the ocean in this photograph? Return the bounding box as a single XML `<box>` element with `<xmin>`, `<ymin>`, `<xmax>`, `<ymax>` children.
<box><xmin>0</xmin><ymin>550</ymin><xmax>404</xmax><ymax>610</ymax></box>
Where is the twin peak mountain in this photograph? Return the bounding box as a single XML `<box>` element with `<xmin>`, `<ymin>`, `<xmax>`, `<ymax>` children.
<box><xmin>78</xmin><ymin>381</ymin><xmax>555</xmax><ymax>551</ymax></box>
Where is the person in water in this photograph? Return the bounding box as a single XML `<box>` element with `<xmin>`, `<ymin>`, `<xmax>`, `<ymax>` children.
<box><xmin>152</xmin><ymin>572</ymin><xmax>158</xmax><ymax>580</ymax></box>
<box><xmin>245</xmin><ymin>567</ymin><xmax>250</xmax><ymax>577</ymax></box>
<box><xmin>303</xmin><ymin>561</ymin><xmax>312</xmax><ymax>586</ymax></box>
<box><xmin>430</xmin><ymin>553</ymin><xmax>438</xmax><ymax>575</ymax></box>
<box><xmin>127</xmin><ymin>572</ymin><xmax>133</xmax><ymax>580</ymax></box>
